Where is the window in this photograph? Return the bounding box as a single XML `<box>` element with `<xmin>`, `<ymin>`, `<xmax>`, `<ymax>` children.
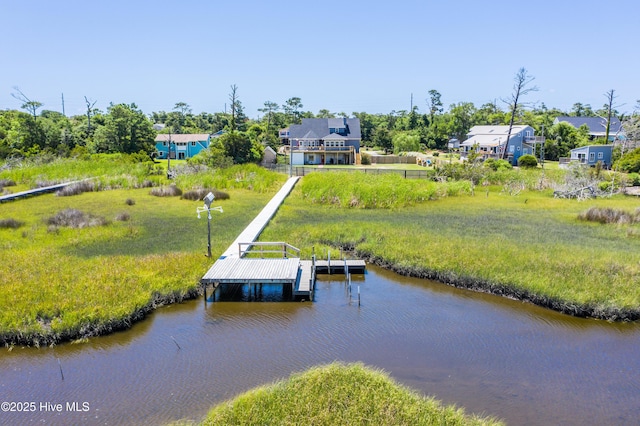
<box><xmin>191</xmin><ymin>141</ymin><xmax>196</xmax><ymax>147</ymax></box>
<box><xmin>597</xmin><ymin>152</ymin><xmax>603</xmax><ymax>159</ymax></box>
<box><xmin>589</xmin><ymin>152</ymin><xmax>595</xmax><ymax>162</ymax></box>
<box><xmin>163</xmin><ymin>141</ymin><xmax>167</xmax><ymax>147</ymax></box>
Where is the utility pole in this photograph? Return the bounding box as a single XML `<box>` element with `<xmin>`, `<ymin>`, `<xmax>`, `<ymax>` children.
<box><xmin>410</xmin><ymin>93</ymin><xmax>413</xmax><ymax>111</ymax></box>
<box><xmin>61</xmin><ymin>93</ymin><xmax>65</xmax><ymax>116</ymax></box>
<box><xmin>539</xmin><ymin>125</ymin><xmax>545</xmax><ymax>169</ymax></box>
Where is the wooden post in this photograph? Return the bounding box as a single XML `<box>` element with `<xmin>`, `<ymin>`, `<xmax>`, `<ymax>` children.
<box><xmin>358</xmin><ymin>283</ymin><xmax>360</xmax><ymax>307</ymax></box>
<box><xmin>328</xmin><ymin>250</ymin><xmax>331</xmax><ymax>275</ymax></box>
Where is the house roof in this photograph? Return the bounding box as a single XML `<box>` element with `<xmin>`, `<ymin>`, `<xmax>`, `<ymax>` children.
<box><xmin>461</xmin><ymin>125</ymin><xmax>533</xmax><ymax>147</ymax></box>
<box><xmin>570</xmin><ymin>145</ymin><xmax>614</xmax><ymax>152</ymax></box>
<box><xmin>460</xmin><ymin>134</ymin><xmax>507</xmax><ymax>147</ymax></box>
<box><xmin>467</xmin><ymin>125</ymin><xmax>531</xmax><ymax>136</ymax></box>
<box><xmin>322</xmin><ymin>133</ymin><xmax>347</xmax><ymax>140</ymax></box>
<box><xmin>554</xmin><ymin>116</ymin><xmax>623</xmax><ymax>135</ymax></box>
<box><xmin>301</xmin><ymin>130</ymin><xmax>320</xmax><ymax>139</ymax></box>
<box><xmin>286</xmin><ymin>118</ymin><xmax>361</xmax><ymax>140</ymax></box>
<box><xmin>155</xmin><ymin>133</ymin><xmax>210</xmax><ymax>143</ymax></box>
<box><xmin>328</xmin><ymin>118</ymin><xmax>346</xmax><ymax>129</ymax></box>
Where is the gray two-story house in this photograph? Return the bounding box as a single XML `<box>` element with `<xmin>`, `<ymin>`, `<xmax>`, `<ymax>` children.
<box><xmin>281</xmin><ymin>118</ymin><xmax>362</xmax><ymax>165</ymax></box>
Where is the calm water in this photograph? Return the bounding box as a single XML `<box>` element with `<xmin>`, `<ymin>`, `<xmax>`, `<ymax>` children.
<box><xmin>1</xmin><ymin>265</ymin><xmax>639</xmax><ymax>425</ymax></box>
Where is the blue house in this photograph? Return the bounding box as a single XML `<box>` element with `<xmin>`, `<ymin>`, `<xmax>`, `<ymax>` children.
<box><xmin>569</xmin><ymin>145</ymin><xmax>614</xmax><ymax>168</ymax></box>
<box><xmin>554</xmin><ymin>116</ymin><xmax>624</xmax><ymax>142</ymax></box>
<box><xmin>281</xmin><ymin>118</ymin><xmax>362</xmax><ymax>165</ymax></box>
<box><xmin>460</xmin><ymin>125</ymin><xmax>544</xmax><ymax>166</ymax></box>
<box><xmin>155</xmin><ymin>133</ymin><xmax>211</xmax><ymax>160</ymax></box>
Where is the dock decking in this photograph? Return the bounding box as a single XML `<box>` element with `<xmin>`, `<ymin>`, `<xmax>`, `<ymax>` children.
<box><xmin>200</xmin><ymin>175</ymin><xmax>366</xmax><ymax>301</ymax></box>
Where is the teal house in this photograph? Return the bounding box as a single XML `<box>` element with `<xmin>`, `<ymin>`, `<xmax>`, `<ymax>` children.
<box><xmin>155</xmin><ymin>133</ymin><xmax>211</xmax><ymax>160</ymax></box>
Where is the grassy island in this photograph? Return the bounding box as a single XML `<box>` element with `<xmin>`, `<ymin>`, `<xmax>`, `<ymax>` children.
<box><xmin>200</xmin><ymin>363</ymin><xmax>502</xmax><ymax>425</ymax></box>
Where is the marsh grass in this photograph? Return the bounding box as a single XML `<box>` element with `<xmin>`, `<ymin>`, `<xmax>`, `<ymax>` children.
<box><xmin>115</xmin><ymin>212</ymin><xmax>131</xmax><ymax>222</ymax></box>
<box><xmin>181</xmin><ymin>189</ymin><xmax>230</xmax><ymax>201</ymax></box>
<box><xmin>0</xmin><ymin>218</ymin><xmax>24</xmax><ymax>229</ymax></box>
<box><xmin>202</xmin><ymin>363</ymin><xmax>502</xmax><ymax>426</ymax></box>
<box><xmin>150</xmin><ymin>185</ymin><xmax>183</xmax><ymax>197</ymax></box>
<box><xmin>300</xmin><ymin>172</ymin><xmax>472</xmax><ymax>208</ymax></box>
<box><xmin>262</xmin><ymin>175</ymin><xmax>640</xmax><ymax>319</ymax></box>
<box><xmin>579</xmin><ymin>206</ymin><xmax>640</xmax><ymax>224</ymax></box>
<box><xmin>56</xmin><ymin>180</ymin><xmax>99</xmax><ymax>196</ymax></box>
<box><xmin>46</xmin><ymin>208</ymin><xmax>110</xmax><ymax>228</ymax></box>
<box><xmin>174</xmin><ymin>164</ymin><xmax>285</xmax><ymax>193</ymax></box>
<box><xmin>0</xmin><ymin>155</ymin><xmax>161</xmax><ymax>189</ymax></box>
<box><xmin>0</xmin><ymin>167</ymin><xmax>281</xmax><ymax>345</ymax></box>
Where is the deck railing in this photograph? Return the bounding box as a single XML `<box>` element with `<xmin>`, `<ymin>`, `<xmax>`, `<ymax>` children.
<box><xmin>238</xmin><ymin>241</ymin><xmax>301</xmax><ymax>258</ymax></box>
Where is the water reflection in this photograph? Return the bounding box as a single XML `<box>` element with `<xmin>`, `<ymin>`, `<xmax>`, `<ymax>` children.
<box><xmin>0</xmin><ymin>265</ymin><xmax>638</xmax><ymax>425</ymax></box>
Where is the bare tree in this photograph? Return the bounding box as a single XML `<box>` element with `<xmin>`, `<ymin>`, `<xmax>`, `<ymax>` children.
<box><xmin>600</xmin><ymin>89</ymin><xmax>619</xmax><ymax>143</ymax></box>
<box><xmin>11</xmin><ymin>87</ymin><xmax>43</xmax><ymax>121</ymax></box>
<box><xmin>501</xmin><ymin>68</ymin><xmax>538</xmax><ymax>160</ymax></box>
<box><xmin>229</xmin><ymin>84</ymin><xmax>239</xmax><ymax>133</ymax></box>
<box><xmin>84</xmin><ymin>96</ymin><xmax>97</xmax><ymax>133</ymax></box>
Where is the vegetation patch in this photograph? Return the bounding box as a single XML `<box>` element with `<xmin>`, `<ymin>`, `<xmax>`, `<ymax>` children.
<box><xmin>0</xmin><ymin>178</ymin><xmax>16</xmax><ymax>187</ymax></box>
<box><xmin>0</xmin><ymin>218</ymin><xmax>24</xmax><ymax>229</ymax></box>
<box><xmin>0</xmin><ymin>177</ymin><xmax>277</xmax><ymax>346</ymax></box>
<box><xmin>300</xmin><ymin>171</ymin><xmax>472</xmax><ymax>208</ymax></box>
<box><xmin>578</xmin><ymin>206</ymin><xmax>640</xmax><ymax>224</ymax></box>
<box><xmin>46</xmin><ymin>208</ymin><xmax>109</xmax><ymax>229</ymax></box>
<box><xmin>115</xmin><ymin>212</ymin><xmax>131</xmax><ymax>222</ymax></box>
<box><xmin>181</xmin><ymin>188</ymin><xmax>230</xmax><ymax>201</ymax></box>
<box><xmin>202</xmin><ymin>363</ymin><xmax>501</xmax><ymax>426</ymax></box>
<box><xmin>262</xmin><ymin>177</ymin><xmax>640</xmax><ymax>321</ymax></box>
<box><xmin>56</xmin><ymin>180</ymin><xmax>99</xmax><ymax>197</ymax></box>
<box><xmin>150</xmin><ymin>184</ymin><xmax>183</xmax><ymax>197</ymax></box>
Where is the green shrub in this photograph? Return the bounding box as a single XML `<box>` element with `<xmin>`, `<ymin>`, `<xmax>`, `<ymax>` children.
<box><xmin>484</xmin><ymin>158</ymin><xmax>513</xmax><ymax>171</ymax></box>
<box><xmin>432</xmin><ymin>151</ymin><xmax>440</xmax><ymax>157</ymax></box>
<box><xmin>517</xmin><ymin>154</ymin><xmax>538</xmax><ymax>168</ymax></box>
<box><xmin>627</xmin><ymin>173</ymin><xmax>640</xmax><ymax>186</ymax></box>
<box><xmin>360</xmin><ymin>152</ymin><xmax>371</xmax><ymax>165</ymax></box>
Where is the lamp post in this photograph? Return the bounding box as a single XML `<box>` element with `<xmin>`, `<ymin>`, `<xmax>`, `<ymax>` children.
<box><xmin>196</xmin><ymin>192</ymin><xmax>223</xmax><ymax>257</ymax></box>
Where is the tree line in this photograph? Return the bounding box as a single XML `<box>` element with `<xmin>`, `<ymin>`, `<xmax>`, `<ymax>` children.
<box><xmin>1</xmin><ymin>82</ymin><xmax>638</xmax><ymax>165</ymax></box>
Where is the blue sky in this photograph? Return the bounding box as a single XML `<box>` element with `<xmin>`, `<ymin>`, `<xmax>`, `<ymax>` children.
<box><xmin>1</xmin><ymin>0</ymin><xmax>638</xmax><ymax>118</ymax></box>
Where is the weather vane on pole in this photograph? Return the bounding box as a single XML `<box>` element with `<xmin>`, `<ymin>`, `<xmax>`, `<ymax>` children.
<box><xmin>196</xmin><ymin>192</ymin><xmax>223</xmax><ymax>257</ymax></box>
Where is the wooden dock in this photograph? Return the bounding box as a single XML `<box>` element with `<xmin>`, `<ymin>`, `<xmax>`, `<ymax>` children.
<box><xmin>0</xmin><ymin>180</ymin><xmax>84</xmax><ymax>203</ymax></box>
<box><xmin>200</xmin><ymin>176</ymin><xmax>366</xmax><ymax>301</ymax></box>
<box><xmin>315</xmin><ymin>259</ymin><xmax>366</xmax><ymax>275</ymax></box>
